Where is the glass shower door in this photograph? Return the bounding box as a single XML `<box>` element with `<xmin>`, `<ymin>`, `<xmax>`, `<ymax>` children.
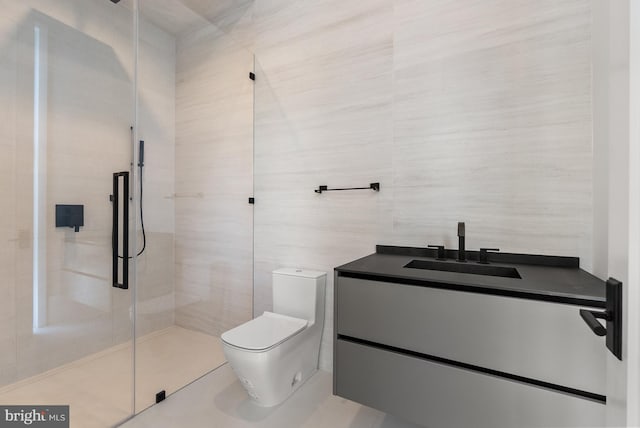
<box><xmin>0</xmin><ymin>2</ymin><xmax>136</xmax><ymax>427</ymax></box>
<box><xmin>133</xmin><ymin>0</ymin><xmax>255</xmax><ymax>412</ymax></box>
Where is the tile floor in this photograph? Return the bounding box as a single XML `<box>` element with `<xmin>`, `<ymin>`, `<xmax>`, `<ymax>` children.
<box><xmin>120</xmin><ymin>364</ymin><xmax>422</xmax><ymax>428</ymax></box>
<box><xmin>0</xmin><ymin>326</ymin><xmax>225</xmax><ymax>428</ymax></box>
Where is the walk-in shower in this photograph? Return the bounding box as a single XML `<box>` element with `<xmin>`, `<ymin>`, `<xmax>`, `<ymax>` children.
<box><xmin>0</xmin><ymin>1</ymin><xmax>255</xmax><ymax>426</ymax></box>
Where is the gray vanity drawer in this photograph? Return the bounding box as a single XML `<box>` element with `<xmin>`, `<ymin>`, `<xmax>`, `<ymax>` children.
<box><xmin>336</xmin><ymin>276</ymin><xmax>605</xmax><ymax>395</ymax></box>
<box><xmin>335</xmin><ymin>339</ymin><xmax>605</xmax><ymax>428</ymax></box>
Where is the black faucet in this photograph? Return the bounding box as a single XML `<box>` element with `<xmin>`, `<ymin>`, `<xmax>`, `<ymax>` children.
<box><xmin>457</xmin><ymin>222</ymin><xmax>466</xmax><ymax>262</ymax></box>
<box><xmin>478</xmin><ymin>248</ymin><xmax>500</xmax><ymax>264</ymax></box>
<box><xmin>428</xmin><ymin>245</ymin><xmax>446</xmax><ymax>260</ymax></box>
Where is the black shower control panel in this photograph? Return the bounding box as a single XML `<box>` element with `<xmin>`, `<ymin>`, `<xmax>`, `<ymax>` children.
<box><xmin>55</xmin><ymin>205</ymin><xmax>84</xmax><ymax>232</ymax></box>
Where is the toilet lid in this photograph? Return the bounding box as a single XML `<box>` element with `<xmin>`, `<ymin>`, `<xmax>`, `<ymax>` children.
<box><xmin>221</xmin><ymin>312</ymin><xmax>308</xmax><ymax>351</ymax></box>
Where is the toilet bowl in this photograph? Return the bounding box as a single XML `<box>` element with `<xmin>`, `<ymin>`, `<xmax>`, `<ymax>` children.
<box><xmin>221</xmin><ymin>268</ymin><xmax>326</xmax><ymax>407</ymax></box>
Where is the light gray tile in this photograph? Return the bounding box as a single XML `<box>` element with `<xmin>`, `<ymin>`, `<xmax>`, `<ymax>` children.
<box><xmin>0</xmin><ymin>0</ymin><xmax>177</xmax><ymax>386</ymax></box>
<box><xmin>121</xmin><ymin>365</ymin><xmax>421</xmax><ymax>428</ymax></box>
<box><xmin>392</xmin><ymin>0</ymin><xmax>593</xmax><ymax>267</ymax></box>
<box><xmin>175</xmin><ymin>23</ymin><xmax>254</xmax><ymax>336</ymax></box>
<box><xmin>252</xmin><ymin>0</ymin><xmax>394</xmax><ymax>371</ymax></box>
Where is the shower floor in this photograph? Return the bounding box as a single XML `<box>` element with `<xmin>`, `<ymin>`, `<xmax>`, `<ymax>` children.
<box><xmin>0</xmin><ymin>326</ymin><xmax>225</xmax><ymax>428</ymax></box>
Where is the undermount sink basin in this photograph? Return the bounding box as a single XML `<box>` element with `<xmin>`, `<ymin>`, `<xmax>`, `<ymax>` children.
<box><xmin>404</xmin><ymin>259</ymin><xmax>521</xmax><ymax>279</ymax></box>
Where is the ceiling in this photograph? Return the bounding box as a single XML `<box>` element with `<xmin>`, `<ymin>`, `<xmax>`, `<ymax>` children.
<box><xmin>118</xmin><ymin>0</ymin><xmax>253</xmax><ymax>36</ymax></box>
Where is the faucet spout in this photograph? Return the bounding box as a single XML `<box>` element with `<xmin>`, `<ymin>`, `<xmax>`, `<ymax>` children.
<box><xmin>457</xmin><ymin>222</ymin><xmax>466</xmax><ymax>262</ymax></box>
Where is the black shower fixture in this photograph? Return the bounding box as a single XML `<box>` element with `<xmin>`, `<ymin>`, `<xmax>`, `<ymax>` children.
<box><xmin>55</xmin><ymin>204</ymin><xmax>84</xmax><ymax>232</ymax></box>
<box><xmin>110</xmin><ymin>0</ymin><xmax>121</xmax><ymax>3</ymax></box>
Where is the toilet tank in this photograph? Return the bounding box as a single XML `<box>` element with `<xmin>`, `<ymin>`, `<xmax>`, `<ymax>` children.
<box><xmin>272</xmin><ymin>268</ymin><xmax>326</xmax><ymax>325</ymax></box>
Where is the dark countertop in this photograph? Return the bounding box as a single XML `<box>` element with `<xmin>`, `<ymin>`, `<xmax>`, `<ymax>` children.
<box><xmin>335</xmin><ymin>246</ymin><xmax>606</xmax><ymax>307</ymax></box>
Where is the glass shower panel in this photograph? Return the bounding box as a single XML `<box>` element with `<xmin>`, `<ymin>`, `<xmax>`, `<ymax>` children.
<box><xmin>134</xmin><ymin>0</ymin><xmax>255</xmax><ymax>412</ymax></box>
<box><xmin>0</xmin><ymin>1</ymin><xmax>135</xmax><ymax>427</ymax></box>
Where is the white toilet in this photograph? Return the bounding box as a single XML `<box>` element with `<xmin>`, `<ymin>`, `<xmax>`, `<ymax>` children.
<box><xmin>221</xmin><ymin>268</ymin><xmax>326</xmax><ymax>407</ymax></box>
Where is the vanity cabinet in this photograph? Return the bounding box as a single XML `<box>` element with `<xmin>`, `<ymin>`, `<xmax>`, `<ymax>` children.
<box><xmin>335</xmin><ymin>339</ymin><xmax>604</xmax><ymax>428</ymax></box>
<box><xmin>334</xmin><ymin>272</ymin><xmax>606</xmax><ymax>428</ymax></box>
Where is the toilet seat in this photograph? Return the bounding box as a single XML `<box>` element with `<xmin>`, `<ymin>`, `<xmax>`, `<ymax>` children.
<box><xmin>221</xmin><ymin>312</ymin><xmax>308</xmax><ymax>352</ymax></box>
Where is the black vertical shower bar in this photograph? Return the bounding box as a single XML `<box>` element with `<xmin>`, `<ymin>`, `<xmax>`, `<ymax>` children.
<box><xmin>122</xmin><ymin>171</ymin><xmax>129</xmax><ymax>289</ymax></box>
<box><xmin>112</xmin><ymin>173</ymin><xmax>119</xmax><ymax>287</ymax></box>
<box><xmin>112</xmin><ymin>171</ymin><xmax>129</xmax><ymax>289</ymax></box>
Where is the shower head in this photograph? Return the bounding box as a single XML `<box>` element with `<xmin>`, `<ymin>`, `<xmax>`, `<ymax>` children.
<box><xmin>111</xmin><ymin>0</ymin><xmax>121</xmax><ymax>3</ymax></box>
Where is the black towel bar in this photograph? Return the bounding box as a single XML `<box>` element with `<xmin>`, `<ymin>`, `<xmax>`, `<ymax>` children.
<box><xmin>315</xmin><ymin>182</ymin><xmax>380</xmax><ymax>194</ymax></box>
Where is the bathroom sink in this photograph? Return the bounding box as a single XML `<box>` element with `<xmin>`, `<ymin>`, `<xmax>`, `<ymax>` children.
<box><xmin>404</xmin><ymin>259</ymin><xmax>521</xmax><ymax>279</ymax></box>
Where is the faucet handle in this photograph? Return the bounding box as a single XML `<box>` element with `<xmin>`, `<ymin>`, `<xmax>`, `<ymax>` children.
<box><xmin>478</xmin><ymin>248</ymin><xmax>500</xmax><ymax>264</ymax></box>
<box><xmin>428</xmin><ymin>245</ymin><xmax>446</xmax><ymax>260</ymax></box>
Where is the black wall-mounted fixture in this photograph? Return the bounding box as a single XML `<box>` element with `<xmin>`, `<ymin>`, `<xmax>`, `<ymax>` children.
<box><xmin>579</xmin><ymin>277</ymin><xmax>623</xmax><ymax>360</ymax></box>
<box><xmin>55</xmin><ymin>205</ymin><xmax>84</xmax><ymax>232</ymax></box>
<box><xmin>315</xmin><ymin>182</ymin><xmax>380</xmax><ymax>194</ymax></box>
<box><xmin>111</xmin><ymin>172</ymin><xmax>129</xmax><ymax>290</ymax></box>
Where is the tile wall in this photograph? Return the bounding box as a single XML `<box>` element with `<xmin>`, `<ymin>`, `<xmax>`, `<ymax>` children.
<box><xmin>221</xmin><ymin>0</ymin><xmax>592</xmax><ymax>370</ymax></box>
<box><xmin>174</xmin><ymin>22</ymin><xmax>255</xmax><ymax>337</ymax></box>
<box><xmin>0</xmin><ymin>0</ymin><xmax>176</xmax><ymax>385</ymax></box>
<box><xmin>0</xmin><ymin>0</ymin><xmax>595</xmax><ymax>380</ymax></box>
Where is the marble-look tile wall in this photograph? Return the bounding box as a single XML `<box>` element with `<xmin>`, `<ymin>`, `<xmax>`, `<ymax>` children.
<box><xmin>174</xmin><ymin>24</ymin><xmax>254</xmax><ymax>336</ymax></box>
<box><xmin>0</xmin><ymin>1</ymin><xmax>176</xmax><ymax>386</ymax></box>
<box><xmin>389</xmin><ymin>0</ymin><xmax>592</xmax><ymax>263</ymax></box>
<box><xmin>252</xmin><ymin>0</ymin><xmax>394</xmax><ymax>371</ymax></box>
<box><xmin>0</xmin><ymin>3</ymin><xmax>19</xmax><ymax>386</ymax></box>
<box><xmin>231</xmin><ymin>0</ymin><xmax>592</xmax><ymax>371</ymax></box>
<box><xmin>135</xmin><ymin>16</ymin><xmax>177</xmax><ymax>339</ymax></box>
<box><xmin>54</xmin><ymin>0</ymin><xmax>591</xmax><ymax>376</ymax></box>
